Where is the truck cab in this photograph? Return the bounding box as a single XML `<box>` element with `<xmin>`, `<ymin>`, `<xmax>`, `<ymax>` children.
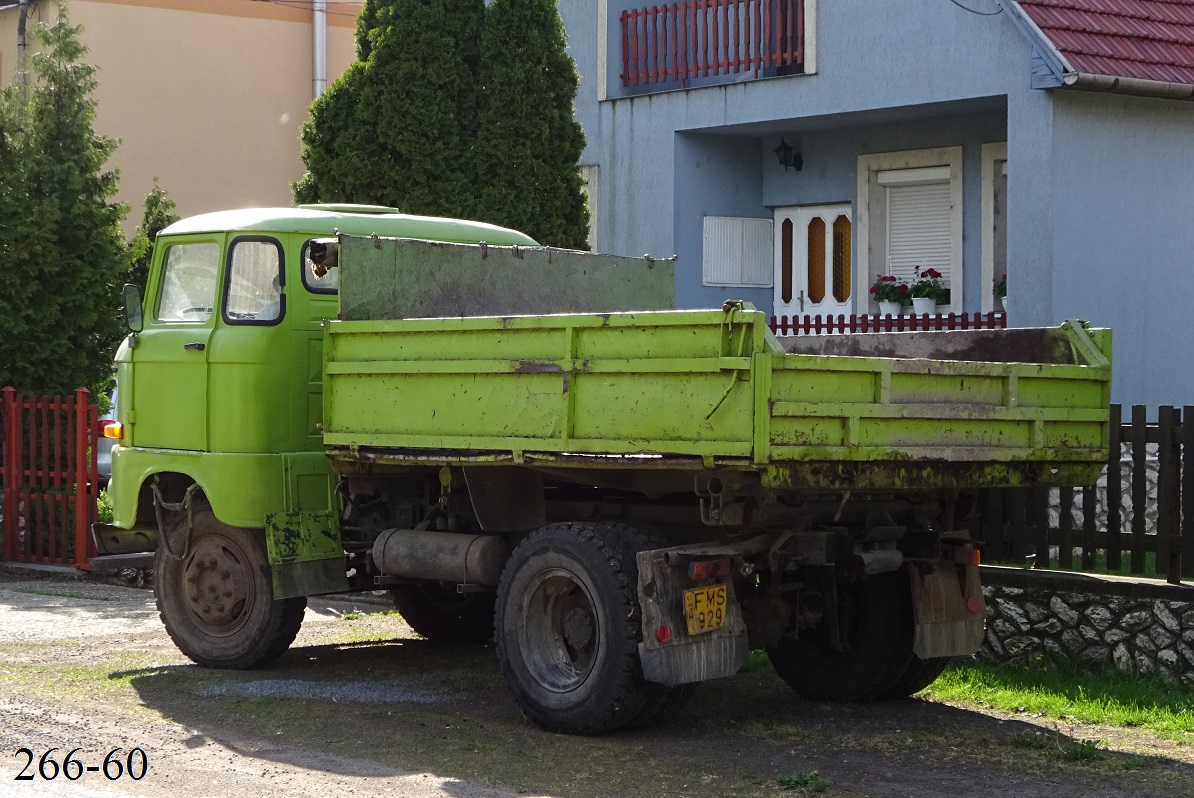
<box><xmin>108</xmin><ymin>205</ymin><xmax>536</xmax><ymax>537</ymax></box>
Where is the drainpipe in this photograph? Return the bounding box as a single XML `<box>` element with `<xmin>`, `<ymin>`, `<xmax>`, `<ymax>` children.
<box><xmin>312</xmin><ymin>0</ymin><xmax>327</xmax><ymax>99</ymax></box>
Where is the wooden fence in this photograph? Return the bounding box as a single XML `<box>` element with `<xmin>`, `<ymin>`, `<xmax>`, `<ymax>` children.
<box><xmin>0</xmin><ymin>387</ymin><xmax>100</xmax><ymax>570</ymax></box>
<box><xmin>980</xmin><ymin>405</ymin><xmax>1192</xmax><ymax>585</ymax></box>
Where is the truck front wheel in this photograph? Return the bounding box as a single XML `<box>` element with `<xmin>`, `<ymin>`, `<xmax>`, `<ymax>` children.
<box><xmin>155</xmin><ymin>505</ymin><xmax>306</xmax><ymax>669</ymax></box>
<box><xmin>390</xmin><ymin>584</ymin><xmax>495</xmax><ymax>643</ymax></box>
<box><xmin>495</xmin><ymin>522</ymin><xmax>654</xmax><ymax>734</ymax></box>
<box><xmin>767</xmin><ymin>569</ymin><xmax>914</xmax><ymax>702</ymax></box>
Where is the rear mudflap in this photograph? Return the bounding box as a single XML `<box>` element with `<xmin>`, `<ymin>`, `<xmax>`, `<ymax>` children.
<box><xmin>909</xmin><ymin>559</ymin><xmax>986</xmax><ymax>658</ymax></box>
<box><xmin>635</xmin><ymin>545</ymin><xmax>749</xmax><ymax>686</ymax></box>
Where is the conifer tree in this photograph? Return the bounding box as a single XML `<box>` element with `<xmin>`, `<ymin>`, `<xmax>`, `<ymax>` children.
<box><xmin>125</xmin><ymin>179</ymin><xmax>180</xmax><ymax>292</ymax></box>
<box><xmin>294</xmin><ymin>0</ymin><xmax>484</xmax><ymax>217</ymax></box>
<box><xmin>474</xmin><ymin>0</ymin><xmax>590</xmax><ymax>249</ymax></box>
<box><xmin>0</xmin><ymin>7</ymin><xmax>129</xmax><ymax>394</ymax></box>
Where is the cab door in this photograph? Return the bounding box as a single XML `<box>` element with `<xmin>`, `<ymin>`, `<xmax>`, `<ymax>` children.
<box><xmin>130</xmin><ymin>237</ymin><xmax>222</xmax><ymax>451</ymax></box>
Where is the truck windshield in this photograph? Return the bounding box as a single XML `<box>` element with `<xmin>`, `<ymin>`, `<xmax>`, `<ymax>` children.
<box><xmin>157</xmin><ymin>242</ymin><xmax>220</xmax><ymax>322</ymax></box>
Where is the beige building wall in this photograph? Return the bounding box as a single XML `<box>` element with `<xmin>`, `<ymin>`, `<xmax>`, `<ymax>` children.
<box><xmin>0</xmin><ymin>0</ymin><xmax>362</xmax><ymax>224</ymax></box>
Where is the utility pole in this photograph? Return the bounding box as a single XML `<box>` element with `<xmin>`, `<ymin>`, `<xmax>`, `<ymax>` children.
<box><xmin>16</xmin><ymin>0</ymin><xmax>29</xmax><ymax>99</ymax></box>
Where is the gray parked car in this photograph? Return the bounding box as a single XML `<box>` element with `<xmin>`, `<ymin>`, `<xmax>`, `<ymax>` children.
<box><xmin>97</xmin><ymin>387</ymin><xmax>117</xmax><ymax>488</ymax></box>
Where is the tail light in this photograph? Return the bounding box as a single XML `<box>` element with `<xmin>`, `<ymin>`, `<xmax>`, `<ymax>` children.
<box><xmin>687</xmin><ymin>558</ymin><xmax>732</xmax><ymax>581</ymax></box>
<box><xmin>101</xmin><ymin>420</ymin><xmax>122</xmax><ymax>440</ymax></box>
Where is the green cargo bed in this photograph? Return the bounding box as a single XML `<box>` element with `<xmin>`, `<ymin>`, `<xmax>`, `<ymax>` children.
<box><xmin>322</xmin><ymin>305</ymin><xmax>1111</xmax><ymax>490</ymax></box>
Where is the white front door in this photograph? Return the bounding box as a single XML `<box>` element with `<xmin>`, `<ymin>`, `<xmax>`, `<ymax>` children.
<box><xmin>773</xmin><ymin>204</ymin><xmax>853</xmax><ymax>318</ymax></box>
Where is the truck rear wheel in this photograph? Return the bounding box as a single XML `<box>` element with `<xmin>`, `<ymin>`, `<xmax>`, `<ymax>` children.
<box><xmin>881</xmin><ymin>655</ymin><xmax>950</xmax><ymax>699</ymax></box>
<box><xmin>390</xmin><ymin>584</ymin><xmax>495</xmax><ymax>643</ymax></box>
<box><xmin>495</xmin><ymin>522</ymin><xmax>656</xmax><ymax>734</ymax></box>
<box><xmin>767</xmin><ymin>569</ymin><xmax>914</xmax><ymax>702</ymax></box>
<box><xmin>155</xmin><ymin>505</ymin><xmax>306</xmax><ymax>669</ymax></box>
<box><xmin>623</xmin><ymin>682</ymin><xmax>698</xmax><ymax>730</ymax></box>
<box><xmin>600</xmin><ymin>521</ymin><xmax>697</xmax><ymax>731</ymax></box>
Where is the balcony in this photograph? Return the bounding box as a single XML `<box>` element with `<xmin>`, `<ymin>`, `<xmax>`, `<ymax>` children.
<box><xmin>620</xmin><ymin>0</ymin><xmax>806</xmax><ymax>95</ymax></box>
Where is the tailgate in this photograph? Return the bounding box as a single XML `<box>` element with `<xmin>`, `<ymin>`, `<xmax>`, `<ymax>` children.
<box><xmin>761</xmin><ymin>321</ymin><xmax>1111</xmax><ymax>488</ymax></box>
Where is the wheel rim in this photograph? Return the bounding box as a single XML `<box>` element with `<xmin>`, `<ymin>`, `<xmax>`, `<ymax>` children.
<box><xmin>517</xmin><ymin>567</ymin><xmax>600</xmax><ymax>693</ymax></box>
<box><xmin>792</xmin><ymin>586</ymin><xmax>866</xmax><ymax>665</ymax></box>
<box><xmin>180</xmin><ymin>533</ymin><xmax>258</xmax><ymax>637</ymax></box>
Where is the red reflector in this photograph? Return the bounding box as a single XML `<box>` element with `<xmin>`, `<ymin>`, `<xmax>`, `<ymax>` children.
<box><xmin>655</xmin><ymin>625</ymin><xmax>673</xmax><ymax>644</ymax></box>
<box><xmin>688</xmin><ymin>558</ymin><xmax>731</xmax><ymax>581</ymax></box>
<box><xmin>966</xmin><ymin>595</ymin><xmax>983</xmax><ymax>614</ymax></box>
<box><xmin>952</xmin><ymin>546</ymin><xmax>981</xmax><ymax>567</ymax></box>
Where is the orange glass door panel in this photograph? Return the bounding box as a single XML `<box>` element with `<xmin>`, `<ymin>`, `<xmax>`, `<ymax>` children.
<box><xmin>773</xmin><ymin>204</ymin><xmax>852</xmax><ymax>318</ymax></box>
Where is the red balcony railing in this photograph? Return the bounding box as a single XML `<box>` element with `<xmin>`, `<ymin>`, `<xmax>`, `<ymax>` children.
<box><xmin>769</xmin><ymin>312</ymin><xmax>1009</xmax><ymax>336</ymax></box>
<box><xmin>621</xmin><ymin>0</ymin><xmax>805</xmax><ymax>90</ymax></box>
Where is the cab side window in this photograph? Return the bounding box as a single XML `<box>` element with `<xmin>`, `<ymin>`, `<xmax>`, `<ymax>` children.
<box><xmin>301</xmin><ymin>239</ymin><xmax>338</xmax><ymax>294</ymax></box>
<box><xmin>224</xmin><ymin>238</ymin><xmax>284</xmax><ymax>324</ymax></box>
<box><xmin>157</xmin><ymin>242</ymin><xmax>221</xmax><ymax>322</ymax></box>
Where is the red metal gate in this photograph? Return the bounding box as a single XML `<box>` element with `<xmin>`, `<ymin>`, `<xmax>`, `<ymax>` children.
<box><xmin>0</xmin><ymin>387</ymin><xmax>99</xmax><ymax>570</ymax></box>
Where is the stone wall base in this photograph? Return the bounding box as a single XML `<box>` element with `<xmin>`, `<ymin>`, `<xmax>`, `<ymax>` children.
<box><xmin>980</xmin><ymin>566</ymin><xmax>1194</xmax><ymax>686</ymax></box>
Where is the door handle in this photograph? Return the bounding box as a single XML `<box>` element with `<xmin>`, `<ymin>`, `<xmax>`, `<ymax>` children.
<box><xmin>183</xmin><ymin>342</ymin><xmax>206</xmax><ymax>351</ymax></box>
<box><xmin>798</xmin><ymin>290</ymin><xmax>805</xmax><ymax>312</ymax></box>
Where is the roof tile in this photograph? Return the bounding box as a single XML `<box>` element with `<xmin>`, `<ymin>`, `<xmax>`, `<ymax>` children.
<box><xmin>1016</xmin><ymin>0</ymin><xmax>1194</xmax><ymax>85</ymax></box>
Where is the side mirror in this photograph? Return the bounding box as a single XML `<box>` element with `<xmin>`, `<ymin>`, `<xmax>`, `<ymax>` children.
<box><xmin>123</xmin><ymin>283</ymin><xmax>144</xmax><ymax>333</ymax></box>
<box><xmin>308</xmin><ymin>238</ymin><xmax>339</xmax><ymax>278</ymax></box>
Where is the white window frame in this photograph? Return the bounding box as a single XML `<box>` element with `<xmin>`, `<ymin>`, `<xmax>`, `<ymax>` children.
<box><xmin>805</xmin><ymin>0</ymin><xmax>819</xmax><ymax>75</ymax></box>
<box><xmin>597</xmin><ymin>1</ymin><xmax>608</xmax><ymax>101</ymax></box>
<box><xmin>579</xmin><ymin>164</ymin><xmax>600</xmax><ymax>251</ymax></box>
<box><xmin>981</xmin><ymin>142</ymin><xmax>1008</xmax><ymax>313</ymax></box>
<box><xmin>856</xmin><ymin>147</ymin><xmax>964</xmax><ymax>313</ymax></box>
<box><xmin>702</xmin><ymin>216</ymin><xmax>774</xmax><ymax>288</ymax></box>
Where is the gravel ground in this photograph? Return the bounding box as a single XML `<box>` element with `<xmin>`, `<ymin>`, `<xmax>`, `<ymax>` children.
<box><xmin>0</xmin><ymin>567</ymin><xmax>520</xmax><ymax>798</ymax></box>
<box><xmin>1</xmin><ymin>566</ymin><xmax>1192</xmax><ymax>798</ymax></box>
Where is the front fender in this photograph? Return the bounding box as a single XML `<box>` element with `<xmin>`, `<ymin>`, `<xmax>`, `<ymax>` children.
<box><xmin>110</xmin><ymin>446</ymin><xmax>288</xmax><ymax>529</ymax></box>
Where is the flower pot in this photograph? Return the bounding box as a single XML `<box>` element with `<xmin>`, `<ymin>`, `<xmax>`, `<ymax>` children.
<box><xmin>878</xmin><ymin>300</ymin><xmax>901</xmax><ymax>316</ymax></box>
<box><xmin>999</xmin><ymin>295</ymin><xmax>1007</xmax><ymax>314</ymax></box>
<box><xmin>911</xmin><ymin>297</ymin><xmax>936</xmax><ymax>315</ymax></box>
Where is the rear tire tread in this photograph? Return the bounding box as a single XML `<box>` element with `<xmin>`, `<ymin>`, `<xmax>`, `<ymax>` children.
<box><xmin>495</xmin><ymin>521</ymin><xmax>650</xmax><ymax>734</ymax></box>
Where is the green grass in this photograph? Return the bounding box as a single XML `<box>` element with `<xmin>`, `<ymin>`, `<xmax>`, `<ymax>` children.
<box><xmin>1011</xmin><ymin>731</ymin><xmax>1107</xmax><ymax>761</ymax></box>
<box><xmin>776</xmin><ymin>771</ymin><xmax>831</xmax><ymax>793</ymax></box>
<box><xmin>1088</xmin><ymin>551</ymin><xmax>1161</xmax><ymax>580</ymax></box>
<box><xmin>986</xmin><ymin>550</ymin><xmax>1162</xmax><ymax>580</ymax></box>
<box><xmin>0</xmin><ymin>651</ymin><xmax>160</xmax><ymax>696</ymax></box>
<box><xmin>927</xmin><ymin>660</ymin><xmax>1194</xmax><ymax>740</ymax></box>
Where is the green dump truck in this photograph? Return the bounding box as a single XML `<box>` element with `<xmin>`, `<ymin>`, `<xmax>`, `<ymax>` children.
<box><xmin>103</xmin><ymin>205</ymin><xmax>1112</xmax><ymax>734</ymax></box>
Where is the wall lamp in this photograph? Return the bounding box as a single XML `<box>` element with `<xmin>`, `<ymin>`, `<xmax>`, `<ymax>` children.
<box><xmin>773</xmin><ymin>138</ymin><xmax>803</xmax><ymax>171</ymax></box>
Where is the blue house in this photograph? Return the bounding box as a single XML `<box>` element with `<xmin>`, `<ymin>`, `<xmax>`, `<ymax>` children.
<box><xmin>558</xmin><ymin>0</ymin><xmax>1194</xmax><ymax>406</ymax></box>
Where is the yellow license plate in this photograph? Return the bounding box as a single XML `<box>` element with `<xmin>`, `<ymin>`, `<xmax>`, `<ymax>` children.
<box><xmin>683</xmin><ymin>584</ymin><xmax>727</xmax><ymax>636</ymax></box>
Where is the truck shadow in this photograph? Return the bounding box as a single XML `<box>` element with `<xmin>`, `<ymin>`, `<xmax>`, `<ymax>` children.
<box><xmin>111</xmin><ymin>638</ymin><xmax>1194</xmax><ymax>798</ymax></box>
